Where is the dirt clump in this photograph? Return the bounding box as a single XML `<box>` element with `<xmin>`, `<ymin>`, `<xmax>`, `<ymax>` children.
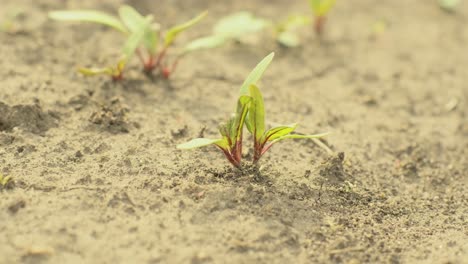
<box><xmin>89</xmin><ymin>97</ymin><xmax>133</xmax><ymax>133</ymax></box>
<box><xmin>0</xmin><ymin>101</ymin><xmax>58</xmax><ymax>134</ymax></box>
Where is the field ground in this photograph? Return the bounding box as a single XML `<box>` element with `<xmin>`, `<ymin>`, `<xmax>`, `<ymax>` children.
<box><xmin>0</xmin><ymin>0</ymin><xmax>467</xmax><ymax>263</ymax></box>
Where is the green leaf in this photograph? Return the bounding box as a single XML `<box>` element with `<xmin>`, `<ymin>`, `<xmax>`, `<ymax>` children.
<box><xmin>0</xmin><ymin>174</ymin><xmax>11</xmax><ymax>186</ymax></box>
<box><xmin>230</xmin><ymin>95</ymin><xmax>251</xmax><ymax>143</ymax></box>
<box><xmin>309</xmin><ymin>0</ymin><xmax>336</xmax><ymax>17</ymax></box>
<box><xmin>78</xmin><ymin>59</ymin><xmax>126</xmax><ymax>77</ymax></box>
<box><xmin>78</xmin><ymin>67</ymin><xmax>114</xmax><ymax>76</ymax></box>
<box><xmin>277</xmin><ymin>31</ymin><xmax>300</xmax><ymax>47</ymax></box>
<box><xmin>177</xmin><ymin>138</ymin><xmax>226</xmax><ymax>149</ymax></box>
<box><xmin>239</xmin><ymin>52</ymin><xmax>274</xmax><ymax>96</ymax></box>
<box><xmin>48</xmin><ymin>10</ymin><xmax>127</xmax><ymax>33</ymax></box>
<box><xmin>118</xmin><ymin>5</ymin><xmax>147</xmax><ymax>33</ymax></box>
<box><xmin>182</xmin><ymin>35</ymin><xmax>226</xmax><ymax>53</ymax></box>
<box><xmin>276</xmin><ymin>15</ymin><xmax>311</xmax><ymax>33</ymax></box>
<box><xmin>118</xmin><ymin>5</ymin><xmax>159</xmax><ymax>54</ymax></box>
<box><xmin>439</xmin><ymin>0</ymin><xmax>460</xmax><ymax>12</ymax></box>
<box><xmin>214</xmin><ymin>12</ymin><xmax>267</xmax><ymax>39</ymax></box>
<box><xmin>143</xmin><ymin>24</ymin><xmax>160</xmax><ymax>55</ymax></box>
<box><xmin>272</xmin><ymin>132</ymin><xmax>330</xmax><ymax>143</ymax></box>
<box><xmin>165</xmin><ymin>11</ymin><xmax>207</xmax><ymax>47</ymax></box>
<box><xmin>248</xmin><ymin>85</ymin><xmax>265</xmax><ymax>140</ymax></box>
<box><xmin>263</xmin><ymin>124</ymin><xmax>298</xmax><ymax>142</ymax></box>
<box><xmin>122</xmin><ymin>26</ymin><xmax>146</xmax><ymax>58</ymax></box>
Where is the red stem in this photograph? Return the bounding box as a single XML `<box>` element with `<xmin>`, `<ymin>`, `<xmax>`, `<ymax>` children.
<box><xmin>315</xmin><ymin>16</ymin><xmax>326</xmax><ymax>36</ymax></box>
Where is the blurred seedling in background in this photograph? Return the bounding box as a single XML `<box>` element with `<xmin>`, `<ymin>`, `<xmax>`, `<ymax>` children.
<box><xmin>438</xmin><ymin>0</ymin><xmax>460</xmax><ymax>13</ymax></box>
<box><xmin>49</xmin><ymin>6</ymin><xmax>206</xmax><ymax>80</ymax></box>
<box><xmin>0</xmin><ymin>174</ymin><xmax>13</xmax><ymax>190</ymax></box>
<box><xmin>182</xmin><ymin>12</ymin><xmax>267</xmax><ymax>54</ymax></box>
<box><xmin>370</xmin><ymin>19</ymin><xmax>388</xmax><ymax>40</ymax></box>
<box><xmin>273</xmin><ymin>15</ymin><xmax>311</xmax><ymax>47</ymax></box>
<box><xmin>177</xmin><ymin>53</ymin><xmax>274</xmax><ymax>168</ymax></box>
<box><xmin>308</xmin><ymin>0</ymin><xmax>336</xmax><ymax>36</ymax></box>
<box><xmin>0</xmin><ymin>8</ymin><xmax>24</xmax><ymax>34</ymax></box>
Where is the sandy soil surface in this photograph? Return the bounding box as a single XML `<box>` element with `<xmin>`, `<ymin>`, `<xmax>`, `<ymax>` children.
<box><xmin>1</xmin><ymin>0</ymin><xmax>467</xmax><ymax>263</ymax></box>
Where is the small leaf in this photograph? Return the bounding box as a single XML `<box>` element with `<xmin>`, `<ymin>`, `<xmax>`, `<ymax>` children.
<box><xmin>283</xmin><ymin>15</ymin><xmax>312</xmax><ymax>30</ymax></box>
<box><xmin>277</xmin><ymin>31</ymin><xmax>300</xmax><ymax>47</ymax></box>
<box><xmin>118</xmin><ymin>5</ymin><xmax>147</xmax><ymax>33</ymax></box>
<box><xmin>264</xmin><ymin>124</ymin><xmax>298</xmax><ymax>142</ymax></box>
<box><xmin>1</xmin><ymin>175</ymin><xmax>11</xmax><ymax>186</ymax></box>
<box><xmin>165</xmin><ymin>11</ymin><xmax>207</xmax><ymax>47</ymax></box>
<box><xmin>122</xmin><ymin>26</ymin><xmax>146</xmax><ymax>58</ymax></box>
<box><xmin>272</xmin><ymin>132</ymin><xmax>330</xmax><ymax>143</ymax></box>
<box><xmin>119</xmin><ymin>5</ymin><xmax>159</xmax><ymax>54</ymax></box>
<box><xmin>439</xmin><ymin>0</ymin><xmax>460</xmax><ymax>12</ymax></box>
<box><xmin>177</xmin><ymin>138</ymin><xmax>225</xmax><ymax>149</ymax></box>
<box><xmin>48</xmin><ymin>10</ymin><xmax>127</xmax><ymax>33</ymax></box>
<box><xmin>214</xmin><ymin>12</ymin><xmax>267</xmax><ymax>39</ymax></box>
<box><xmin>230</xmin><ymin>95</ymin><xmax>251</xmax><ymax>143</ymax></box>
<box><xmin>78</xmin><ymin>67</ymin><xmax>114</xmax><ymax>76</ymax></box>
<box><xmin>309</xmin><ymin>0</ymin><xmax>336</xmax><ymax>17</ymax></box>
<box><xmin>182</xmin><ymin>35</ymin><xmax>226</xmax><ymax>53</ymax></box>
<box><xmin>248</xmin><ymin>85</ymin><xmax>265</xmax><ymax>140</ymax></box>
<box><xmin>239</xmin><ymin>52</ymin><xmax>274</xmax><ymax>96</ymax></box>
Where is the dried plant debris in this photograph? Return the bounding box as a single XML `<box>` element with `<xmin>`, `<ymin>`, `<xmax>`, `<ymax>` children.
<box><xmin>89</xmin><ymin>97</ymin><xmax>133</xmax><ymax>133</ymax></box>
<box><xmin>0</xmin><ymin>101</ymin><xmax>58</xmax><ymax>134</ymax></box>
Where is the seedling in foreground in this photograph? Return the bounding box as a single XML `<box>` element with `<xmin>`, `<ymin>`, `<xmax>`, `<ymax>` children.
<box><xmin>177</xmin><ymin>52</ymin><xmax>329</xmax><ymax>168</ymax></box>
<box><xmin>49</xmin><ymin>6</ymin><xmax>206</xmax><ymax>80</ymax></box>
<box><xmin>309</xmin><ymin>0</ymin><xmax>336</xmax><ymax>36</ymax></box>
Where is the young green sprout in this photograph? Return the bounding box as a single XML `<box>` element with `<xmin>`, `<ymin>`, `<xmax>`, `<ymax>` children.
<box><xmin>178</xmin><ymin>52</ymin><xmax>329</xmax><ymax>168</ymax></box>
<box><xmin>308</xmin><ymin>0</ymin><xmax>336</xmax><ymax>36</ymax></box>
<box><xmin>177</xmin><ymin>53</ymin><xmax>275</xmax><ymax>168</ymax></box>
<box><xmin>49</xmin><ymin>6</ymin><xmax>206</xmax><ymax>80</ymax></box>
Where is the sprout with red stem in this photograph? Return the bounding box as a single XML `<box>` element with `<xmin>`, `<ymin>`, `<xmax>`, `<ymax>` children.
<box><xmin>177</xmin><ymin>52</ymin><xmax>329</xmax><ymax>168</ymax></box>
<box><xmin>308</xmin><ymin>0</ymin><xmax>336</xmax><ymax>36</ymax></box>
<box><xmin>49</xmin><ymin>6</ymin><xmax>207</xmax><ymax>80</ymax></box>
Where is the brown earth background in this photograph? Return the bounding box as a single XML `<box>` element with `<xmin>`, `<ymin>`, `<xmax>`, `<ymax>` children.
<box><xmin>1</xmin><ymin>0</ymin><xmax>467</xmax><ymax>263</ymax></box>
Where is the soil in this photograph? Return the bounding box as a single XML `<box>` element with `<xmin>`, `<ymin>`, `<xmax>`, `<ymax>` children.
<box><xmin>1</xmin><ymin>0</ymin><xmax>467</xmax><ymax>263</ymax></box>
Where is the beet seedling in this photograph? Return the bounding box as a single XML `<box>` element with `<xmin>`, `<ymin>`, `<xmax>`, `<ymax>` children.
<box><xmin>308</xmin><ymin>0</ymin><xmax>336</xmax><ymax>36</ymax></box>
<box><xmin>274</xmin><ymin>15</ymin><xmax>311</xmax><ymax>47</ymax></box>
<box><xmin>246</xmin><ymin>84</ymin><xmax>329</xmax><ymax>163</ymax></box>
<box><xmin>178</xmin><ymin>52</ymin><xmax>329</xmax><ymax>167</ymax></box>
<box><xmin>177</xmin><ymin>53</ymin><xmax>274</xmax><ymax>168</ymax></box>
<box><xmin>49</xmin><ymin>6</ymin><xmax>206</xmax><ymax>79</ymax></box>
